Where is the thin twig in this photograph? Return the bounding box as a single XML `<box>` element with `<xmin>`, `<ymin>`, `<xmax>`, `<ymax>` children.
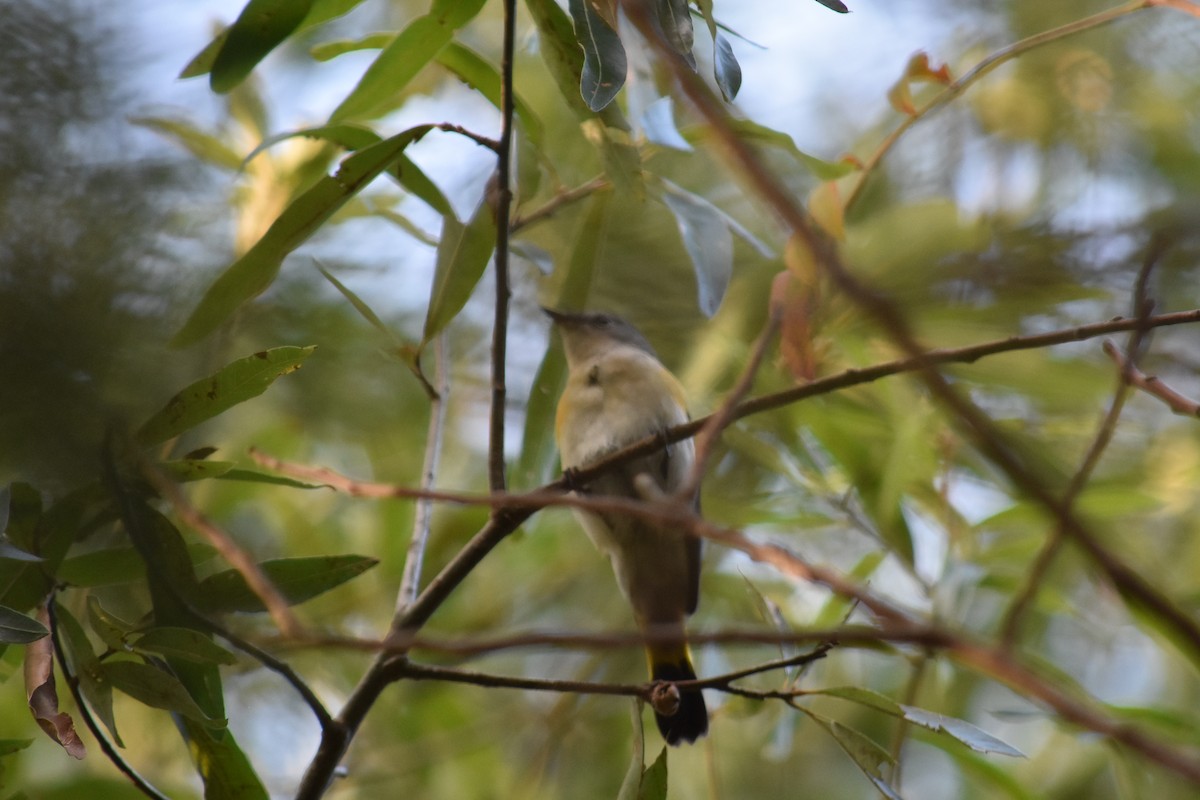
<box><xmin>48</xmin><ymin>596</ymin><xmax>172</xmax><ymax>800</ymax></box>
<box><xmin>1104</xmin><ymin>342</ymin><xmax>1200</xmax><ymax>416</ymax></box>
<box><xmin>679</xmin><ymin>311</ymin><xmax>781</xmax><ymax>500</ymax></box>
<box><xmin>511</xmin><ymin>176</ymin><xmax>610</xmax><ymax>232</ymax></box>
<box><xmin>433</xmin><ymin>122</ymin><xmax>500</xmax><ymax>152</ymax></box>
<box><xmin>398</xmin><ymin>334</ymin><xmax>449</xmax><ymax>614</ymax></box>
<box><xmin>141</xmin><ymin>461</ymin><xmax>302</xmax><ymax>638</ymax></box>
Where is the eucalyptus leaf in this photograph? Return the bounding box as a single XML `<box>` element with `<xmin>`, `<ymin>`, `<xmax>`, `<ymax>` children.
<box><xmin>195</xmin><ymin>555</ymin><xmax>379</xmax><ymax>613</ymax></box>
<box><xmin>172</xmin><ymin>126</ymin><xmax>434</xmax><ymax>347</ymax></box>
<box><xmin>136</xmin><ymin>346</ymin><xmax>316</xmax><ymax>446</ymax></box>
<box><xmin>102</xmin><ymin>660</ymin><xmax>227</xmax><ymax>727</ymax></box>
<box><xmin>0</xmin><ymin>605</ymin><xmax>47</xmax><ymax>644</ymax></box>
<box><xmin>569</xmin><ymin>0</ymin><xmax>627</xmax><ymax>112</ymax></box>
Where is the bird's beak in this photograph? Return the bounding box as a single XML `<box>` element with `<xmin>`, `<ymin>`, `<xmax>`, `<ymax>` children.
<box><xmin>541</xmin><ymin>306</ymin><xmax>570</xmax><ymax>325</ymax></box>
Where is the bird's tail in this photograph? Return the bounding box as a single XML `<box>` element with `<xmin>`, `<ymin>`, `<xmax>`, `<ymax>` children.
<box><xmin>647</xmin><ymin>645</ymin><xmax>708</xmax><ymax>745</ymax></box>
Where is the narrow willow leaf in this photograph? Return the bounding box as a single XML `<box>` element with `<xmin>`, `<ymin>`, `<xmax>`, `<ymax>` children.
<box><xmin>421</xmin><ymin>199</ymin><xmax>497</xmax><ymax>344</ymax></box>
<box><xmin>215</xmin><ymin>469</ymin><xmax>326</xmax><ymax>489</ymax></box>
<box><xmin>195</xmin><ymin>555</ymin><xmax>379</xmax><ymax>613</ymax></box>
<box><xmin>714</xmin><ymin>119</ymin><xmax>857</xmax><ymax>180</ymax></box>
<box><xmin>180</xmin><ymin>718</ymin><xmax>268</xmax><ymax>800</ymax></box>
<box><xmin>436</xmin><ymin>43</ymin><xmax>544</xmax><ymax>147</ymax></box>
<box><xmin>210</xmin><ymin>0</ymin><xmax>317</xmax><ymax>93</ymax></box>
<box><xmin>58</xmin><ymin>544</ymin><xmax>217</xmax><ymax>588</ymax></box>
<box><xmin>814</xmin><ymin>0</ymin><xmax>851</xmax><ymax>11</ymax></box>
<box><xmin>330</xmin><ymin>0</ymin><xmax>487</xmax><ymax>121</ymax></box>
<box><xmin>86</xmin><ymin>596</ymin><xmax>135</xmax><ymax>651</ymax></box>
<box><xmin>818</xmin><ymin>686</ymin><xmax>1024</xmax><ymax>757</ymax></box>
<box><xmin>713</xmin><ymin>34</ymin><xmax>742</xmax><ymax>101</ymax></box>
<box><xmin>57</xmin><ymin>603</ymin><xmax>122</xmax><ymax>747</ymax></box>
<box><xmin>801</xmin><ymin>707</ymin><xmax>900</xmax><ymax>799</ymax></box>
<box><xmin>136</xmin><ymin>346</ymin><xmax>316</xmax><ymax>446</ymax></box>
<box><xmin>658</xmin><ymin>180</ymin><xmax>733</xmax><ymax>317</ymax></box>
<box><xmin>0</xmin><ymin>605</ymin><xmax>47</xmax><ymax>644</ymax></box>
<box><xmin>655</xmin><ymin>0</ymin><xmax>696</xmax><ymax>69</ymax></box>
<box><xmin>130</xmin><ymin>117</ymin><xmax>243</xmax><ymax>170</ymax></box>
<box><xmin>0</xmin><ymin>540</ymin><xmax>41</xmax><ymax>563</ymax></box>
<box><xmin>310</xmin><ymin>32</ymin><xmax>393</xmax><ymax>61</ymax></box>
<box><xmin>569</xmin><ymin>0</ymin><xmax>628</xmax><ymax>112</ymax></box>
<box><xmin>102</xmin><ymin>661</ymin><xmax>227</xmax><ymax>727</ymax></box>
<box><xmin>133</xmin><ymin>627</ymin><xmax>238</xmax><ymax>666</ymax></box>
<box><xmin>811</xmin><ymin>550</ymin><xmax>886</xmax><ymax>627</ymax></box>
<box><xmin>318</xmin><ymin>265</ymin><xmax>403</xmax><ymax>344</ymax></box>
<box><xmin>172</xmin><ymin>126</ymin><xmax>433</xmax><ymax>347</ymax></box>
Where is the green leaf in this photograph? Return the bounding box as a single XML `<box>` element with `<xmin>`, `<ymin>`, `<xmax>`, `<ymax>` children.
<box><xmin>421</xmin><ymin>198</ymin><xmax>497</xmax><ymax>344</ymax></box>
<box><xmin>435</xmin><ymin>43</ymin><xmax>544</xmax><ymax>147</ymax></box>
<box><xmin>0</xmin><ymin>739</ymin><xmax>33</xmax><ymax>757</ymax></box>
<box><xmin>130</xmin><ymin>116</ymin><xmax>244</xmax><ymax>170</ymax></box>
<box><xmin>85</xmin><ymin>596</ymin><xmax>135</xmax><ymax>651</ymax></box>
<box><xmin>209</xmin><ymin>0</ymin><xmax>317</xmax><ymax>93</ymax></box>
<box><xmin>309</xmin><ymin>31</ymin><xmax>393</xmax><ymax>61</ymax></box>
<box><xmin>811</xmin><ymin>550</ymin><xmax>886</xmax><ymax>627</ymax></box>
<box><xmin>329</xmin><ymin>0</ymin><xmax>487</xmax><ymax>122</ymax></box>
<box><xmin>195</xmin><ymin>555</ymin><xmax>379</xmax><ymax>613</ymax></box>
<box><xmin>172</xmin><ymin>126</ymin><xmax>433</xmax><ymax>347</ymax></box>
<box><xmin>569</xmin><ymin>0</ymin><xmax>627</xmax><ymax>112</ymax></box>
<box><xmin>617</xmin><ymin>701</ymin><xmax>646</xmax><ymax>800</ymax></box>
<box><xmin>0</xmin><ymin>540</ymin><xmax>40</xmax><ymax>563</ymax></box>
<box><xmin>101</xmin><ymin>661</ymin><xmax>227</xmax><ymax>727</ymax></box>
<box><xmin>815</xmin><ymin>0</ymin><xmax>851</xmax><ymax>12</ymax></box>
<box><xmin>136</xmin><ymin>346</ymin><xmax>316</xmax><ymax>446</ymax></box>
<box><xmin>800</xmin><ymin>707</ymin><xmax>900</xmax><ymax>799</ymax></box>
<box><xmin>133</xmin><ymin>627</ymin><xmax>238</xmax><ymax>666</ymax></box>
<box><xmin>317</xmin><ymin>265</ymin><xmax>403</xmax><ymax>345</ymax></box>
<box><xmin>180</xmin><ymin>28</ymin><xmax>230</xmax><ymax>79</ymax></box>
<box><xmin>160</xmin><ymin>460</ymin><xmax>236</xmax><ymax>482</ymax></box>
<box><xmin>180</xmin><ymin>718</ymin><xmax>268</xmax><ymax>800</ymax></box>
<box><xmin>657</xmin><ymin>179</ymin><xmax>733</xmax><ymax>317</ymax></box>
<box><xmin>654</xmin><ymin>0</ymin><xmax>696</xmax><ymax>69</ymax></box>
<box><xmin>57</xmin><ymin>603</ymin><xmax>122</xmax><ymax>747</ymax></box>
<box><xmin>638</xmin><ymin>746</ymin><xmax>668</xmax><ymax>800</ymax></box>
<box><xmin>0</xmin><ymin>605</ymin><xmax>47</xmax><ymax>644</ymax></box>
<box><xmin>215</xmin><ymin>469</ymin><xmax>326</xmax><ymax>490</ymax></box>
<box><xmin>713</xmin><ymin>34</ymin><xmax>742</xmax><ymax>101</ymax></box>
<box><xmin>817</xmin><ymin>687</ymin><xmax>1024</xmax><ymax>757</ymax></box>
<box><xmin>58</xmin><ymin>543</ymin><xmax>217</xmax><ymax>588</ymax></box>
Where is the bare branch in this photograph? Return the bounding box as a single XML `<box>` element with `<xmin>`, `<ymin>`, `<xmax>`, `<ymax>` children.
<box><xmin>1104</xmin><ymin>341</ymin><xmax>1200</xmax><ymax>416</ymax></box>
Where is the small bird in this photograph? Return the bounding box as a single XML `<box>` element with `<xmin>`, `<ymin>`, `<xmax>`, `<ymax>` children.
<box><xmin>545</xmin><ymin>308</ymin><xmax>708</xmax><ymax>745</ymax></box>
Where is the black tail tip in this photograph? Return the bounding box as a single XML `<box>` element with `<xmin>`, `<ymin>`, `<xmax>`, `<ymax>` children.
<box><xmin>652</xmin><ymin>662</ymin><xmax>709</xmax><ymax>745</ymax></box>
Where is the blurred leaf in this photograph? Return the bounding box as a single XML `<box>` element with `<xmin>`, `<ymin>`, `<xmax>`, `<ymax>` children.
<box><xmin>800</xmin><ymin>707</ymin><xmax>899</xmax><ymax>799</ymax></box>
<box><xmin>808</xmin><ymin>180</ymin><xmax>845</xmax><ymax>240</ymax></box>
<box><xmin>0</xmin><ymin>540</ymin><xmax>41</xmax><ymax>563</ymax></box>
<box><xmin>172</xmin><ymin>126</ymin><xmax>434</xmax><ymax>346</ymax></box>
<box><xmin>329</xmin><ymin>0</ymin><xmax>488</xmax><ymax>121</ymax></box>
<box><xmin>180</xmin><ymin>28</ymin><xmax>230</xmax><ymax>79</ymax></box>
<box><xmin>638</xmin><ymin>746</ymin><xmax>668</xmax><ymax>800</ymax></box>
<box><xmin>711</xmin><ymin>119</ymin><xmax>858</xmax><ymax>181</ymax></box>
<box><xmin>658</xmin><ymin>179</ymin><xmax>733</xmax><ymax>317</ymax></box>
<box><xmin>59</xmin><ymin>544</ymin><xmax>217</xmax><ymax>588</ymax></box>
<box><xmin>811</xmin><ymin>551</ymin><xmax>885</xmax><ymax>627</ymax></box>
<box><xmin>436</xmin><ymin>43</ymin><xmax>544</xmax><ymax>147</ymax></box>
<box><xmin>1</xmin><ymin>487</ymin><xmax>92</xmax><ymax>616</ymax></box>
<box><xmin>210</xmin><ymin>0</ymin><xmax>317</xmax><ymax>93</ymax></box>
<box><xmin>310</xmin><ymin>31</ymin><xmax>392</xmax><ymax>61</ymax></box>
<box><xmin>215</xmin><ymin>469</ymin><xmax>327</xmax><ymax>489</ymax></box>
<box><xmin>0</xmin><ymin>739</ymin><xmax>32</xmax><ymax>757</ymax></box>
<box><xmin>318</xmin><ymin>265</ymin><xmax>405</xmax><ymax>344</ymax></box>
<box><xmin>929</xmin><ymin>743</ymin><xmax>1034</xmax><ymax>800</ymax></box>
<box><xmin>161</xmin><ymin>460</ymin><xmax>236</xmax><ymax>482</ymax></box>
<box><xmin>713</xmin><ymin>34</ymin><xmax>742</xmax><ymax>101</ymax></box>
<box><xmin>641</xmin><ymin>97</ymin><xmax>692</xmax><ymax>151</ymax></box>
<box><xmin>195</xmin><ymin>555</ymin><xmax>379</xmax><ymax>613</ymax></box>
<box><xmin>57</xmin><ymin>603</ymin><xmax>122</xmax><ymax>746</ymax></box>
<box><xmin>654</xmin><ymin>0</ymin><xmax>696</xmax><ymax>69</ymax></box>
<box><xmin>0</xmin><ymin>605</ymin><xmax>47</xmax><ymax>644</ymax></box>
<box><xmin>24</xmin><ymin>610</ymin><xmax>85</xmax><ymax>759</ymax></box>
<box><xmin>887</xmin><ymin>51</ymin><xmax>952</xmax><ymax>115</ymax></box>
<box><xmin>132</xmin><ymin>627</ymin><xmax>237</xmax><ymax>666</ymax></box>
<box><xmin>814</xmin><ymin>0</ymin><xmax>850</xmax><ymax>11</ymax></box>
<box><xmin>421</xmin><ymin>198</ymin><xmax>497</xmax><ymax>344</ymax></box>
<box><xmin>180</xmin><ymin>717</ymin><xmax>268</xmax><ymax>800</ymax></box>
<box><xmin>136</xmin><ymin>346</ymin><xmax>317</xmax><ymax>446</ymax></box>
<box><xmin>617</xmin><ymin>701</ymin><xmax>645</xmax><ymax>800</ymax></box>
<box><xmin>569</xmin><ymin>0</ymin><xmax>627</xmax><ymax>112</ymax></box>
<box><xmin>130</xmin><ymin>116</ymin><xmax>244</xmax><ymax>170</ymax></box>
<box><xmin>101</xmin><ymin>660</ymin><xmax>227</xmax><ymax>727</ymax></box>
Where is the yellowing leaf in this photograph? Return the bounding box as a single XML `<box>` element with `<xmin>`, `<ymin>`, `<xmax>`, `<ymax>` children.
<box><xmin>887</xmin><ymin>51</ymin><xmax>953</xmax><ymax>115</ymax></box>
<box><xmin>807</xmin><ymin>180</ymin><xmax>845</xmax><ymax>241</ymax></box>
